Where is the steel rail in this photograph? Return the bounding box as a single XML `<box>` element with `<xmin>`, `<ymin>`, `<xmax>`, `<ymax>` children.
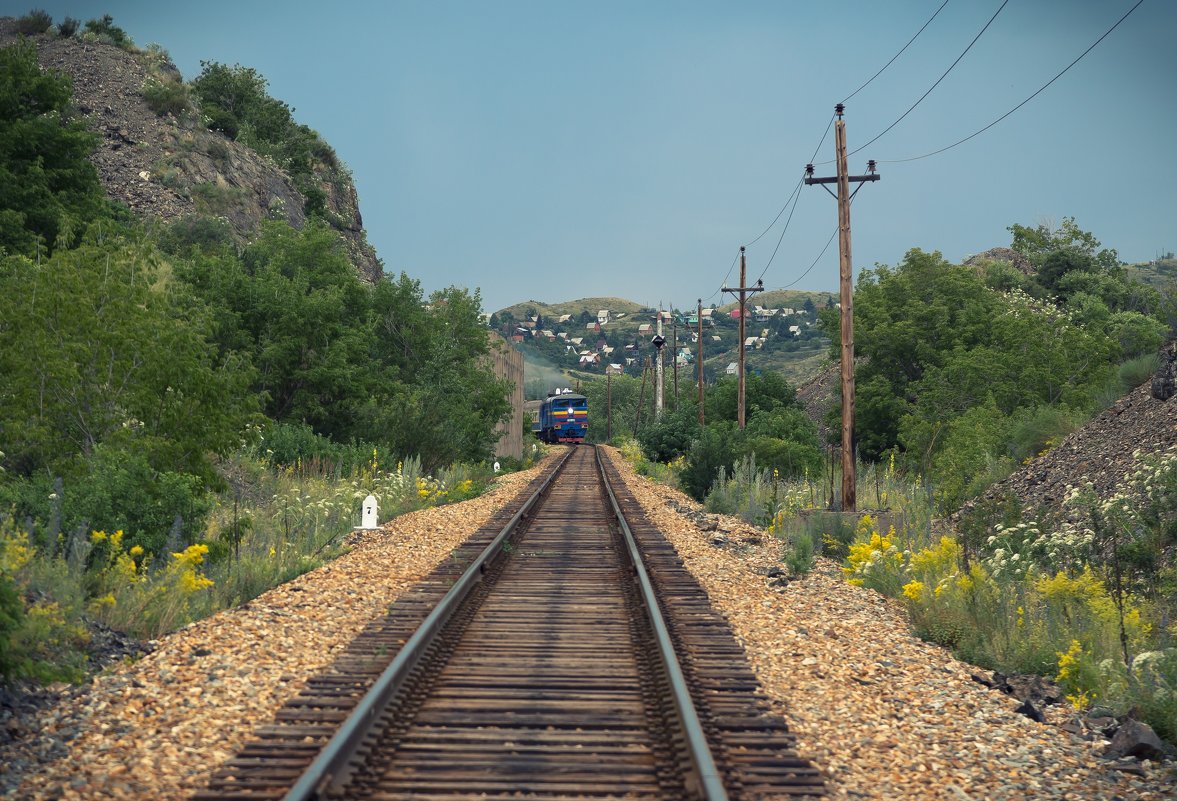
<box><xmin>281</xmin><ymin>447</ymin><xmax>575</xmax><ymax>801</ymax></box>
<box><xmin>595</xmin><ymin>447</ymin><xmax>730</xmax><ymax>801</ymax></box>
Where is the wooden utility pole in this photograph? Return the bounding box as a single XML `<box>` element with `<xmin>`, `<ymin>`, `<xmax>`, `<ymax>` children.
<box><xmin>634</xmin><ymin>356</ymin><xmax>650</xmax><ymax>433</ymax></box>
<box><xmin>606</xmin><ymin>371</ymin><xmax>613</xmax><ymax>441</ymax></box>
<box><xmin>722</xmin><ymin>247</ymin><xmax>763</xmax><ymax>430</ymax></box>
<box><xmin>803</xmin><ymin>103</ymin><xmax>879</xmax><ymax>512</ymax></box>
<box><xmin>696</xmin><ymin>298</ymin><xmax>705</xmax><ymax>425</ymax></box>
<box><xmin>671</xmin><ymin>315</ymin><xmax>679</xmax><ymax>408</ymax></box>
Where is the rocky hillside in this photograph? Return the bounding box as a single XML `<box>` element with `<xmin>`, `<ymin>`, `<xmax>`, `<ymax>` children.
<box><xmin>0</xmin><ymin>18</ymin><xmax>381</xmax><ymax>282</ymax></box>
<box><xmin>969</xmin><ymin>364</ymin><xmax>1177</xmax><ymax>518</ymax></box>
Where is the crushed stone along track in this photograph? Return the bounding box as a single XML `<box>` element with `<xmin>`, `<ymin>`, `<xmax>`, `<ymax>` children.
<box><xmin>197</xmin><ymin>446</ymin><xmax>824</xmax><ymax>800</ymax></box>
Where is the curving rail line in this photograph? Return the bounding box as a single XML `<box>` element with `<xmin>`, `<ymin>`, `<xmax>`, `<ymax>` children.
<box><xmin>197</xmin><ymin>446</ymin><xmax>824</xmax><ymax>800</ymax></box>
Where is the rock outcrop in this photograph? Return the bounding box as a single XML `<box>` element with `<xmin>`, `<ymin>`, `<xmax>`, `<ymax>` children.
<box><xmin>1152</xmin><ymin>340</ymin><xmax>1177</xmax><ymax>401</ymax></box>
<box><xmin>965</xmin><ymin>380</ymin><xmax>1176</xmax><ymax>518</ymax></box>
<box><xmin>0</xmin><ymin>19</ymin><xmax>382</xmax><ymax>283</ymax></box>
<box><xmin>964</xmin><ymin>246</ymin><xmax>1035</xmax><ymax>276</ymax></box>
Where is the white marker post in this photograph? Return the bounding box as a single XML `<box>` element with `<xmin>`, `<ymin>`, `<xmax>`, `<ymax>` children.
<box><xmin>360</xmin><ymin>494</ymin><xmax>378</xmax><ymax>530</ymax></box>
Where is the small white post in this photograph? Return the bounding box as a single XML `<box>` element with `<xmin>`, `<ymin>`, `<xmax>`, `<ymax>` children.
<box><xmin>361</xmin><ymin>494</ymin><xmax>378</xmax><ymax>529</ymax></box>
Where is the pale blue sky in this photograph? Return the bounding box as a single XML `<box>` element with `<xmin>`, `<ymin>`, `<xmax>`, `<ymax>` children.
<box><xmin>10</xmin><ymin>1</ymin><xmax>1175</xmax><ymax>312</ymax></box>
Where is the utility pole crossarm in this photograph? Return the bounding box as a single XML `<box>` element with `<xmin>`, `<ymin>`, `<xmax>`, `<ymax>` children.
<box><xmin>803</xmin><ymin>173</ymin><xmax>879</xmax><ymax>185</ymax></box>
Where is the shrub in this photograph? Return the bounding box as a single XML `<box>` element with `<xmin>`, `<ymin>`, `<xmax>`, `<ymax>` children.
<box><xmin>742</xmin><ymin>436</ymin><xmax>822</xmax><ymax>482</ymax></box>
<box><xmin>191</xmin><ymin>181</ymin><xmax>244</xmax><ymax>214</ymax></box>
<box><xmin>782</xmin><ymin>528</ymin><xmax>817</xmax><ymax>575</ymax></box>
<box><xmin>705</xmin><ymin>455</ymin><xmax>777</xmax><ymax>526</ymax></box>
<box><xmin>0</xmin><ymin>572</ymin><xmax>25</xmax><ymax>679</ymax></box>
<box><xmin>82</xmin><ymin>15</ymin><xmax>134</xmax><ymax>50</ymax></box>
<box><xmin>203</xmin><ymin>107</ymin><xmax>240</xmax><ymax>139</ymax></box>
<box><xmin>843</xmin><ymin>515</ymin><xmax>906</xmax><ymax>597</ymax></box>
<box><xmin>1008</xmin><ymin>404</ymin><xmax>1079</xmax><ymax>464</ymax></box>
<box><xmin>57</xmin><ymin>16</ymin><xmax>79</xmax><ymax>37</ymax></box>
<box><xmin>16</xmin><ymin>9</ymin><xmax>53</xmax><ymax>34</ymax></box>
<box><xmin>256</xmin><ymin>422</ymin><xmax>399</xmax><ymax>478</ymax></box>
<box><xmin>157</xmin><ymin>215</ymin><xmax>236</xmax><ymax>256</ymax></box>
<box><xmin>802</xmin><ymin>511</ymin><xmax>856</xmax><ymax>560</ymax></box>
<box><xmin>64</xmin><ymin>446</ymin><xmax>213</xmax><ymax>556</ymax></box>
<box><xmin>637</xmin><ymin>409</ymin><xmax>698</xmax><ymax>464</ymax></box>
<box><xmin>1118</xmin><ymin>352</ymin><xmax>1160</xmax><ymax>390</ymax></box>
<box><xmin>679</xmin><ymin>425</ymin><xmax>736</xmax><ymax>502</ymax></box>
<box><xmin>141</xmin><ymin>76</ymin><xmax>190</xmax><ymax>117</ymax></box>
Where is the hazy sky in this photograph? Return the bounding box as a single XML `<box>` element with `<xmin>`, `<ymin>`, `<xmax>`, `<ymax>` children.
<box><xmin>13</xmin><ymin>1</ymin><xmax>1176</xmax><ymax>312</ymax></box>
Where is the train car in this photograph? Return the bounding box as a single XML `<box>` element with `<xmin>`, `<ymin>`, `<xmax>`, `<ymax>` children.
<box><xmin>538</xmin><ymin>391</ymin><xmax>588</xmax><ymax>443</ymax></box>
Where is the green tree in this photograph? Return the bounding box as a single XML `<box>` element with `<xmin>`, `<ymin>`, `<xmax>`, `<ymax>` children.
<box><xmin>0</xmin><ymin>40</ymin><xmax>110</xmax><ymax>256</ymax></box>
<box><xmin>741</xmin><ymin>406</ymin><xmax>822</xmax><ymax>479</ymax></box>
<box><xmin>707</xmin><ymin>372</ymin><xmax>799</xmax><ymax>424</ymax></box>
<box><xmin>176</xmin><ymin>221</ymin><xmax>371</xmax><ymax>440</ymax></box>
<box><xmin>0</xmin><ymin>228</ymin><xmax>257</xmax><ymax>481</ymax></box>
<box><xmin>190</xmin><ymin>62</ymin><xmax>333</xmax><ymax>217</ymax></box>
<box><xmin>843</xmin><ymin>246</ymin><xmax>1123</xmax><ymax>501</ymax></box>
<box><xmin>581</xmin><ymin>373</ymin><xmax>645</xmax><ymax>443</ymax></box>
<box><xmin>1009</xmin><ymin>217</ymin><xmax>1118</xmax><ymax>271</ymax></box>
<box><xmin>363</xmin><ymin>282</ymin><xmax>511</xmax><ymax>470</ymax></box>
<box><xmin>637</xmin><ymin>405</ymin><xmax>700</xmax><ymax>463</ymax></box>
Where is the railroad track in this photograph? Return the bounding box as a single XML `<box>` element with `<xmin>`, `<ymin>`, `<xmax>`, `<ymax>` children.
<box><xmin>198</xmin><ymin>446</ymin><xmax>824</xmax><ymax>800</ymax></box>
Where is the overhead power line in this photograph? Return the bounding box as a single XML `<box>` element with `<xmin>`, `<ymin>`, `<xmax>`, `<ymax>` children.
<box><xmin>880</xmin><ymin>0</ymin><xmax>1147</xmax><ymax>163</ymax></box>
<box><xmin>744</xmin><ymin>112</ymin><xmax>835</xmax><ymax>286</ymax></box>
<box><xmin>776</xmin><ymin>225</ymin><xmax>839</xmax><ymax>290</ymax></box>
<box><xmin>723</xmin><ymin>1</ymin><xmax>955</xmax><ymax>300</ymax></box>
<box><xmin>746</xmin><ymin>178</ymin><xmax>803</xmax><ymax>248</ymax></box>
<box><xmin>842</xmin><ymin>0</ymin><xmax>952</xmax><ymax>103</ymax></box>
<box><xmin>848</xmin><ymin>0</ymin><xmax>1010</xmax><ymax>157</ymax></box>
<box><xmin>703</xmin><ymin>247</ymin><xmax>744</xmax><ymax>304</ymax></box>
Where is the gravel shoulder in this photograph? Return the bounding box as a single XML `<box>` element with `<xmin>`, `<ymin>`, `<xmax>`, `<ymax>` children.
<box><xmin>0</xmin><ymin>458</ymin><xmax>554</xmax><ymax>801</ymax></box>
<box><xmin>601</xmin><ymin>447</ymin><xmax>1175</xmax><ymax>801</ymax></box>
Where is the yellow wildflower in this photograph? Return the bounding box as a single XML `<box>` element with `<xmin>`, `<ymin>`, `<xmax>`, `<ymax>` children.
<box><xmin>902</xmin><ymin>580</ymin><xmax>926</xmax><ymax>601</ymax></box>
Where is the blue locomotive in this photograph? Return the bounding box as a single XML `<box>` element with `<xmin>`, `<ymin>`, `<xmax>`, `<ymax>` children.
<box><xmin>538</xmin><ymin>390</ymin><xmax>588</xmax><ymax>443</ymax></box>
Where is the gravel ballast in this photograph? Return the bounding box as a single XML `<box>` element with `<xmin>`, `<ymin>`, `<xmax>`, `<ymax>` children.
<box><xmin>600</xmin><ymin>447</ymin><xmax>1174</xmax><ymax>801</ymax></box>
<box><xmin>2</xmin><ymin>448</ymin><xmax>1174</xmax><ymax>800</ymax></box>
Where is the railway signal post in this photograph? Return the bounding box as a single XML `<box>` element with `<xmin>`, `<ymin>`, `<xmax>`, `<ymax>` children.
<box><xmin>697</xmin><ymin>298</ymin><xmax>705</xmax><ymax>425</ymax></box>
<box><xmin>804</xmin><ymin>102</ymin><xmax>880</xmax><ymax>512</ymax></box>
<box><xmin>653</xmin><ymin>314</ymin><xmax>665</xmax><ymax>420</ymax></box>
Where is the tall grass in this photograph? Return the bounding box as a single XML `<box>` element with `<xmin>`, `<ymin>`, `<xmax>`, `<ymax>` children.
<box><xmin>0</xmin><ymin>448</ymin><xmax>519</xmax><ymax>683</ymax></box>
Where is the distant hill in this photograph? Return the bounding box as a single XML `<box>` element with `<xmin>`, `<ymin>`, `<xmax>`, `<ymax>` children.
<box><xmin>496</xmin><ymin>297</ymin><xmax>648</xmax><ymax>320</ymax></box>
<box><xmin>715</xmin><ymin>289</ymin><xmax>837</xmax><ymax>315</ymax></box>
<box><xmin>496</xmin><ymin>293</ymin><xmax>835</xmax><ymax>397</ymax></box>
<box><xmin>1124</xmin><ymin>256</ymin><xmax>1177</xmax><ymax>292</ymax></box>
